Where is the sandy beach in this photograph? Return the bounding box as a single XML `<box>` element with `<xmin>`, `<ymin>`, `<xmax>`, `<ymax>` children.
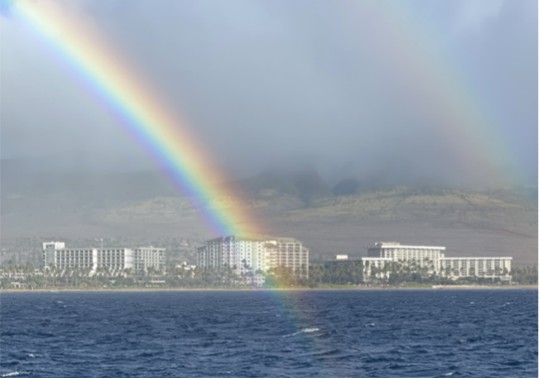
<box><xmin>1</xmin><ymin>285</ymin><xmax>537</xmax><ymax>294</ymax></box>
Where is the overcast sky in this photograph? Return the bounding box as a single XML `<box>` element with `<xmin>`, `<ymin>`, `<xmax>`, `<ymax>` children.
<box><xmin>1</xmin><ymin>0</ymin><xmax>537</xmax><ymax>187</ymax></box>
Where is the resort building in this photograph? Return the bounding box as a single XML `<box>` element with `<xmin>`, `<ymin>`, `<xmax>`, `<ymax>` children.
<box><xmin>361</xmin><ymin>256</ymin><xmax>393</xmax><ymax>281</ymax></box>
<box><xmin>134</xmin><ymin>246</ymin><xmax>166</xmax><ymax>273</ymax></box>
<box><xmin>440</xmin><ymin>257</ymin><xmax>512</xmax><ymax>281</ymax></box>
<box><xmin>197</xmin><ymin>235</ymin><xmax>309</xmax><ymax>285</ymax></box>
<box><xmin>270</xmin><ymin>237</ymin><xmax>310</xmax><ymax>278</ymax></box>
<box><xmin>367</xmin><ymin>242</ymin><xmax>445</xmax><ymax>275</ymax></box>
<box><xmin>362</xmin><ymin>242</ymin><xmax>512</xmax><ymax>282</ymax></box>
<box><xmin>43</xmin><ymin>242</ymin><xmax>165</xmax><ymax>275</ymax></box>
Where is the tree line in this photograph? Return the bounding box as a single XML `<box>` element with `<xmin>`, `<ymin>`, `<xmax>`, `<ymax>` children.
<box><xmin>0</xmin><ymin>262</ymin><xmax>536</xmax><ymax>290</ymax></box>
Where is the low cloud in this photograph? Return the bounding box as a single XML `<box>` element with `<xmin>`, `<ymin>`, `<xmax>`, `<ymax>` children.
<box><xmin>1</xmin><ymin>0</ymin><xmax>536</xmax><ymax>188</ymax></box>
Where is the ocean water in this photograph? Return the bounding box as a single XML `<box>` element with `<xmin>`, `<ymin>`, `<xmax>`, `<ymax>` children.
<box><xmin>0</xmin><ymin>289</ymin><xmax>537</xmax><ymax>377</ymax></box>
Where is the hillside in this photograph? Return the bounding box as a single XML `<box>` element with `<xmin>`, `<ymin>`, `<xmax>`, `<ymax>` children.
<box><xmin>1</xmin><ymin>165</ymin><xmax>537</xmax><ymax>265</ymax></box>
<box><xmin>265</xmin><ymin>187</ymin><xmax>537</xmax><ymax>265</ymax></box>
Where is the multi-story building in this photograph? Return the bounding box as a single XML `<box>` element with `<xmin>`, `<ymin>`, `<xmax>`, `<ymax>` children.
<box><xmin>440</xmin><ymin>257</ymin><xmax>512</xmax><ymax>281</ymax></box>
<box><xmin>362</xmin><ymin>242</ymin><xmax>512</xmax><ymax>282</ymax></box>
<box><xmin>197</xmin><ymin>235</ymin><xmax>309</xmax><ymax>285</ymax></box>
<box><xmin>197</xmin><ymin>236</ymin><xmax>272</xmax><ymax>275</ymax></box>
<box><xmin>94</xmin><ymin>248</ymin><xmax>135</xmax><ymax>274</ymax></box>
<box><xmin>271</xmin><ymin>237</ymin><xmax>309</xmax><ymax>278</ymax></box>
<box><xmin>367</xmin><ymin>242</ymin><xmax>445</xmax><ymax>275</ymax></box>
<box><xmin>43</xmin><ymin>241</ymin><xmax>66</xmax><ymax>251</ymax></box>
<box><xmin>134</xmin><ymin>247</ymin><xmax>166</xmax><ymax>273</ymax></box>
<box><xmin>361</xmin><ymin>256</ymin><xmax>393</xmax><ymax>281</ymax></box>
<box><xmin>43</xmin><ymin>242</ymin><xmax>165</xmax><ymax>275</ymax></box>
<box><xmin>44</xmin><ymin>245</ymin><xmax>96</xmax><ymax>272</ymax></box>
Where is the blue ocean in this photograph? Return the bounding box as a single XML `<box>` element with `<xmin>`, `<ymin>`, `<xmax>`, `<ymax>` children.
<box><xmin>1</xmin><ymin>289</ymin><xmax>537</xmax><ymax>377</ymax></box>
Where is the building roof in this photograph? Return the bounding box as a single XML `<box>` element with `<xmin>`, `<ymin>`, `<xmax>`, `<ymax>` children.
<box><xmin>370</xmin><ymin>242</ymin><xmax>446</xmax><ymax>250</ymax></box>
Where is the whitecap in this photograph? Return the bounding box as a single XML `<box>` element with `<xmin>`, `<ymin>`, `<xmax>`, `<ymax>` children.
<box><xmin>283</xmin><ymin>327</ymin><xmax>321</xmax><ymax>337</ymax></box>
<box><xmin>2</xmin><ymin>371</ymin><xmax>30</xmax><ymax>377</ymax></box>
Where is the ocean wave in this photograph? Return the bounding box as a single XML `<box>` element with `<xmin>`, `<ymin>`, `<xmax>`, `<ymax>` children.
<box><xmin>1</xmin><ymin>371</ymin><xmax>30</xmax><ymax>377</ymax></box>
<box><xmin>283</xmin><ymin>327</ymin><xmax>321</xmax><ymax>337</ymax></box>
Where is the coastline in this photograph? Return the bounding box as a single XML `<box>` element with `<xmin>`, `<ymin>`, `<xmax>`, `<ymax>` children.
<box><xmin>1</xmin><ymin>285</ymin><xmax>537</xmax><ymax>293</ymax></box>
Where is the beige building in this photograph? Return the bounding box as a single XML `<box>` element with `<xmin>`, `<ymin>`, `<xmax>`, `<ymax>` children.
<box><xmin>197</xmin><ymin>235</ymin><xmax>309</xmax><ymax>285</ymax></box>
<box><xmin>269</xmin><ymin>237</ymin><xmax>309</xmax><ymax>278</ymax></box>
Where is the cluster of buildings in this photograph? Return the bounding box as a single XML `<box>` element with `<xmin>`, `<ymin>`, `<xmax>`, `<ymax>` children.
<box><xmin>41</xmin><ymin>238</ymin><xmax>512</xmax><ymax>284</ymax></box>
<box><xmin>42</xmin><ymin>242</ymin><xmax>166</xmax><ymax>275</ymax></box>
<box><xmin>360</xmin><ymin>242</ymin><xmax>512</xmax><ymax>282</ymax></box>
<box><xmin>41</xmin><ymin>236</ymin><xmax>310</xmax><ymax>285</ymax></box>
<box><xmin>197</xmin><ymin>235</ymin><xmax>309</xmax><ymax>286</ymax></box>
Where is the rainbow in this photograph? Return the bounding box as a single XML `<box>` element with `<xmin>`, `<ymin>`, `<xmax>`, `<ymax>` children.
<box><xmin>11</xmin><ymin>0</ymin><xmax>262</xmax><ymax>237</ymax></box>
<box><xmin>340</xmin><ymin>2</ymin><xmax>524</xmax><ymax>185</ymax></box>
<box><xmin>9</xmin><ymin>0</ymin><xmax>526</xmax><ymax>243</ymax></box>
<box><xmin>9</xmin><ymin>2</ymin><xmax>322</xmax><ymax>357</ymax></box>
<box><xmin>8</xmin><ymin>1</ymin><xmax>531</xmax><ymax>371</ymax></box>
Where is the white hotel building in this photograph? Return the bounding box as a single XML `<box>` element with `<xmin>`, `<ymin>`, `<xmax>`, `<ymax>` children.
<box><xmin>197</xmin><ymin>235</ymin><xmax>309</xmax><ymax>285</ymax></box>
<box><xmin>362</xmin><ymin>242</ymin><xmax>512</xmax><ymax>282</ymax></box>
<box><xmin>43</xmin><ymin>242</ymin><xmax>166</xmax><ymax>275</ymax></box>
<box><xmin>440</xmin><ymin>257</ymin><xmax>512</xmax><ymax>279</ymax></box>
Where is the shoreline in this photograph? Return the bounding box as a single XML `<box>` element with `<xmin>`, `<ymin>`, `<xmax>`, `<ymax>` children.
<box><xmin>1</xmin><ymin>285</ymin><xmax>537</xmax><ymax>293</ymax></box>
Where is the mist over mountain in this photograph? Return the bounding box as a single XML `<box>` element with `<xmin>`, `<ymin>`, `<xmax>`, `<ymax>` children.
<box><xmin>1</xmin><ymin>0</ymin><xmax>537</xmax><ymax>268</ymax></box>
<box><xmin>2</xmin><ymin>1</ymin><xmax>537</xmax><ymax>191</ymax></box>
<box><xmin>2</xmin><ymin>157</ymin><xmax>536</xmax><ymax>266</ymax></box>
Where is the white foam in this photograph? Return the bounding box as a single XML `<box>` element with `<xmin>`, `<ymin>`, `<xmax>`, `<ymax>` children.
<box><xmin>2</xmin><ymin>371</ymin><xmax>30</xmax><ymax>377</ymax></box>
<box><xmin>283</xmin><ymin>327</ymin><xmax>321</xmax><ymax>337</ymax></box>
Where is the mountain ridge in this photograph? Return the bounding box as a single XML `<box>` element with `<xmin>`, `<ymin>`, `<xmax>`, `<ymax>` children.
<box><xmin>1</xmin><ymin>167</ymin><xmax>537</xmax><ymax>265</ymax></box>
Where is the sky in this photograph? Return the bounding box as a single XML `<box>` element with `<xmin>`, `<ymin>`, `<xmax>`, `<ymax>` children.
<box><xmin>0</xmin><ymin>0</ymin><xmax>537</xmax><ymax>187</ymax></box>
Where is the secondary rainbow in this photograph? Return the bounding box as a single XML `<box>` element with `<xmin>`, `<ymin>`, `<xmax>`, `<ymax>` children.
<box><xmin>12</xmin><ymin>0</ymin><xmax>262</xmax><ymax>237</ymax></box>
<box><xmin>334</xmin><ymin>2</ymin><xmax>524</xmax><ymax>186</ymax></box>
<box><xmin>378</xmin><ymin>2</ymin><xmax>520</xmax><ymax>184</ymax></box>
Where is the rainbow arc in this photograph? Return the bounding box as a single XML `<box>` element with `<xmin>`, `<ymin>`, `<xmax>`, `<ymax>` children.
<box><xmin>13</xmin><ymin>0</ymin><xmax>262</xmax><ymax>237</ymax></box>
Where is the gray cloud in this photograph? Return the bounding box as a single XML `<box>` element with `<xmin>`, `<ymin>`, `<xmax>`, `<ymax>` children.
<box><xmin>1</xmin><ymin>0</ymin><xmax>537</xmax><ymax>186</ymax></box>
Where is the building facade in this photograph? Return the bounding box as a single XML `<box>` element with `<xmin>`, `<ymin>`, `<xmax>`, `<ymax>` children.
<box><xmin>197</xmin><ymin>236</ymin><xmax>272</xmax><ymax>275</ymax></box>
<box><xmin>197</xmin><ymin>235</ymin><xmax>309</xmax><ymax>285</ymax></box>
<box><xmin>134</xmin><ymin>247</ymin><xmax>166</xmax><ymax>273</ymax></box>
<box><xmin>362</xmin><ymin>242</ymin><xmax>512</xmax><ymax>282</ymax></box>
<box><xmin>367</xmin><ymin>242</ymin><xmax>445</xmax><ymax>275</ymax></box>
<box><xmin>440</xmin><ymin>257</ymin><xmax>512</xmax><ymax>281</ymax></box>
<box><xmin>43</xmin><ymin>242</ymin><xmax>165</xmax><ymax>275</ymax></box>
<box><xmin>271</xmin><ymin>237</ymin><xmax>309</xmax><ymax>278</ymax></box>
<box><xmin>361</xmin><ymin>256</ymin><xmax>393</xmax><ymax>281</ymax></box>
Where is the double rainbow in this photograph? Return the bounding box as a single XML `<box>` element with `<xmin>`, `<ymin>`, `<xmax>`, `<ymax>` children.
<box><xmin>340</xmin><ymin>2</ymin><xmax>523</xmax><ymax>185</ymax></box>
<box><xmin>8</xmin><ymin>2</ymin><xmax>527</xmax><ymax>369</ymax></box>
<box><xmin>11</xmin><ymin>0</ymin><xmax>527</xmax><ymax>234</ymax></box>
<box><xmin>12</xmin><ymin>0</ymin><xmax>262</xmax><ymax>237</ymax></box>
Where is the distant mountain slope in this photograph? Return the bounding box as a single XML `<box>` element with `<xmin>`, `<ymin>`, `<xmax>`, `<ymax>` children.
<box><xmin>263</xmin><ymin>187</ymin><xmax>537</xmax><ymax>265</ymax></box>
<box><xmin>1</xmin><ymin>165</ymin><xmax>537</xmax><ymax>265</ymax></box>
